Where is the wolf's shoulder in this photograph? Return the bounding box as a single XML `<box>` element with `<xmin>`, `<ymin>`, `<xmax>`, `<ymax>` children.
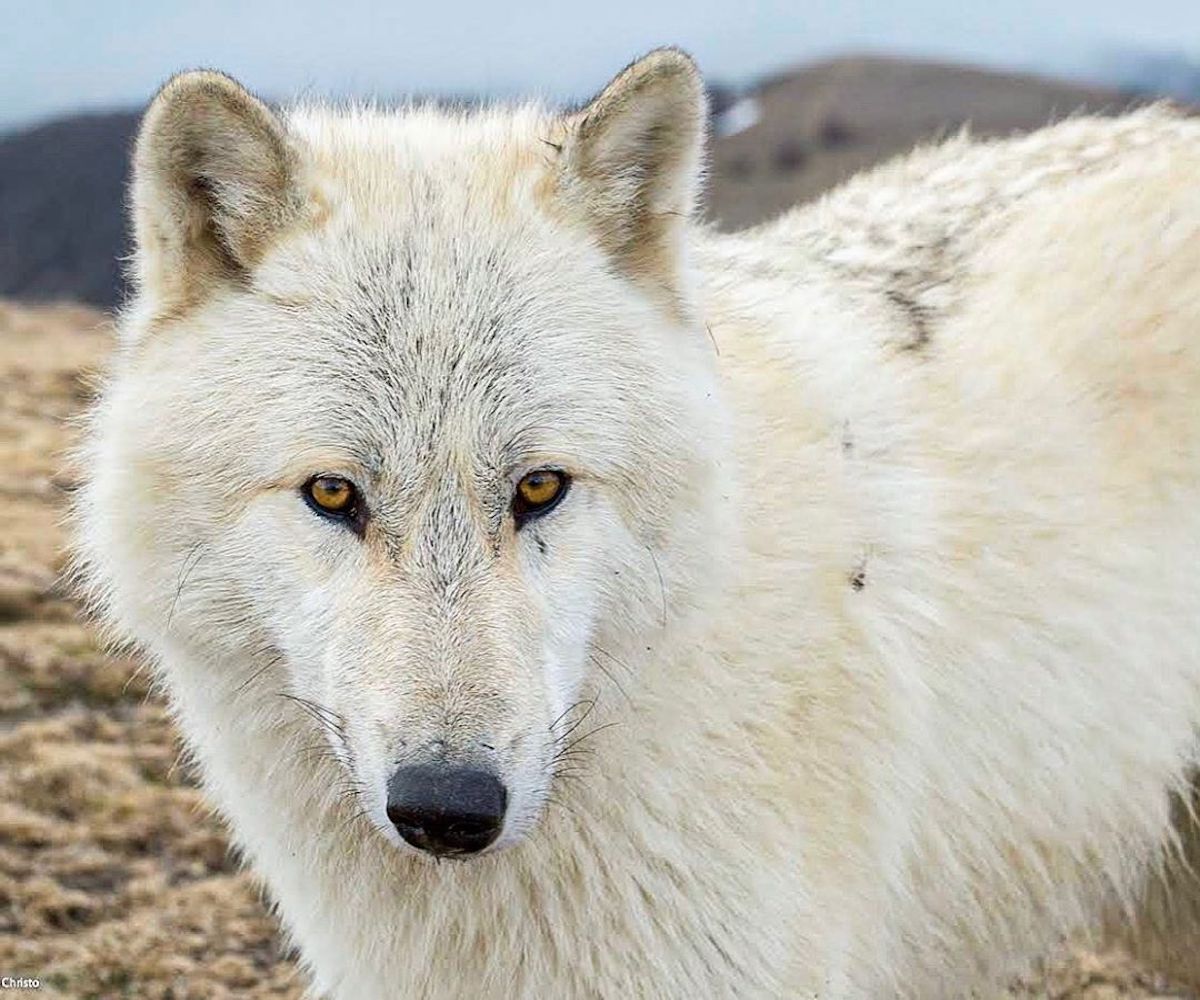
<box><xmin>699</xmin><ymin>105</ymin><xmax>1199</xmax><ymax>331</ymax></box>
<box><xmin>770</xmin><ymin>105</ymin><xmax>1195</xmax><ymax>257</ymax></box>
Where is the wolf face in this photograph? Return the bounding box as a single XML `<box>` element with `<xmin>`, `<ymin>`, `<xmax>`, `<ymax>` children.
<box><xmin>80</xmin><ymin>52</ymin><xmax>725</xmax><ymax>857</ymax></box>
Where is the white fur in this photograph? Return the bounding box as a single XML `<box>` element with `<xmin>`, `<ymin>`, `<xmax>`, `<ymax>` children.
<box><xmin>76</xmin><ymin>54</ymin><xmax>1200</xmax><ymax>998</ymax></box>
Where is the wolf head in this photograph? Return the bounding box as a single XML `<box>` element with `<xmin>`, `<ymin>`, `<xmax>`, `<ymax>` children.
<box><xmin>78</xmin><ymin>50</ymin><xmax>726</xmax><ymax>858</ymax></box>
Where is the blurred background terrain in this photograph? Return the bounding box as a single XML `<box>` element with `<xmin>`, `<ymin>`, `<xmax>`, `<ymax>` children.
<box><xmin>3</xmin><ymin>51</ymin><xmax>1198</xmax><ymax>307</ymax></box>
<box><xmin>2</xmin><ymin>1</ymin><xmax>1199</xmax><ymax>995</ymax></box>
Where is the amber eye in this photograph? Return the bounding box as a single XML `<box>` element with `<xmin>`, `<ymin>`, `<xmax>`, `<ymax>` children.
<box><xmin>304</xmin><ymin>475</ymin><xmax>361</xmax><ymax>523</ymax></box>
<box><xmin>513</xmin><ymin>469</ymin><xmax>569</xmax><ymax>524</ymax></box>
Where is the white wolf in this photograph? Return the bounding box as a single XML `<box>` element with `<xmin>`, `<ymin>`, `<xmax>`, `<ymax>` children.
<box><xmin>76</xmin><ymin>49</ymin><xmax>1200</xmax><ymax>997</ymax></box>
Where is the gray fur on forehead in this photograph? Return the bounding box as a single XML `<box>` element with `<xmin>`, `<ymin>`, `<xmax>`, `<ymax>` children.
<box><xmin>256</xmin><ymin>217</ymin><xmax>629</xmax><ymax>478</ymax></box>
<box><xmin>336</xmin><ymin>238</ymin><xmax>538</xmax><ymax>403</ymax></box>
<box><xmin>286</xmin><ymin>252</ymin><xmax>536</xmax><ymax>461</ymax></box>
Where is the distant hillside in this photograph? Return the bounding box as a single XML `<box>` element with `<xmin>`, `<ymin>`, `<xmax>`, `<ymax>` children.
<box><xmin>706</xmin><ymin>55</ymin><xmax>1155</xmax><ymax>230</ymax></box>
<box><xmin>0</xmin><ymin>56</ymin><xmax>1179</xmax><ymax>309</ymax></box>
<box><xmin>0</xmin><ymin>112</ymin><xmax>138</xmax><ymax>308</ymax></box>
<box><xmin>1095</xmin><ymin>48</ymin><xmax>1200</xmax><ymax>103</ymax></box>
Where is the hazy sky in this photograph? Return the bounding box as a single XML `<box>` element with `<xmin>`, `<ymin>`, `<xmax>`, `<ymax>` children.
<box><xmin>4</xmin><ymin>0</ymin><xmax>1199</xmax><ymax>131</ymax></box>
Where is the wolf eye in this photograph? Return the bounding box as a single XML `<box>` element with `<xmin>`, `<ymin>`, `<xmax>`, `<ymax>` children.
<box><xmin>304</xmin><ymin>475</ymin><xmax>363</xmax><ymax>527</ymax></box>
<box><xmin>513</xmin><ymin>470</ymin><xmax>569</xmax><ymax>525</ymax></box>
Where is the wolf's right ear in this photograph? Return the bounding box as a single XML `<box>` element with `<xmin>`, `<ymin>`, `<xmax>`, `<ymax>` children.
<box><xmin>130</xmin><ymin>71</ymin><xmax>302</xmax><ymax>308</ymax></box>
<box><xmin>556</xmin><ymin>49</ymin><xmax>707</xmax><ymax>309</ymax></box>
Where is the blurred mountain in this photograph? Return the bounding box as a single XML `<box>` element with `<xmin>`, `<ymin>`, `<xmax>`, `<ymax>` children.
<box><xmin>1087</xmin><ymin>49</ymin><xmax>1200</xmax><ymax>103</ymax></box>
<box><xmin>0</xmin><ymin>111</ymin><xmax>139</xmax><ymax>308</ymax></box>
<box><xmin>706</xmin><ymin>54</ymin><xmax>1157</xmax><ymax>230</ymax></box>
<box><xmin>0</xmin><ymin>56</ymin><xmax>1185</xmax><ymax>309</ymax></box>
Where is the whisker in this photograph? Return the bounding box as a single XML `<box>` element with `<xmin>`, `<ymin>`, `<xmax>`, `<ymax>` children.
<box><xmin>559</xmin><ymin>720</ymin><xmax>621</xmax><ymax>755</ymax></box>
<box><xmin>232</xmin><ymin>654</ymin><xmax>284</xmax><ymax>697</ymax></box>
<box><xmin>588</xmin><ymin>649</ymin><xmax>632</xmax><ymax>705</ymax></box>
<box><xmin>645</xmin><ymin>544</ymin><xmax>667</xmax><ymax>628</ymax></box>
<box><xmin>277</xmin><ymin>693</ymin><xmax>346</xmax><ymax>731</ymax></box>
<box><xmin>552</xmin><ymin>699</ymin><xmax>598</xmax><ymax>745</ymax></box>
<box><xmin>547</xmin><ymin>699</ymin><xmax>586</xmax><ymax>734</ymax></box>
<box><xmin>337</xmin><ymin>807</ymin><xmax>373</xmax><ymax>836</ymax></box>
<box><xmin>166</xmin><ymin>542</ymin><xmax>207</xmax><ymax>631</ymax></box>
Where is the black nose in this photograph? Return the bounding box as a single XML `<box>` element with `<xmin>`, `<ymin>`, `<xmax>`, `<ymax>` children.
<box><xmin>385</xmin><ymin>765</ymin><xmax>507</xmax><ymax>856</ymax></box>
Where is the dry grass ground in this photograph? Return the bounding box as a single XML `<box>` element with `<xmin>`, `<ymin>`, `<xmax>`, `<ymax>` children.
<box><xmin>0</xmin><ymin>302</ymin><xmax>301</xmax><ymax>999</ymax></box>
<box><xmin>0</xmin><ymin>299</ymin><xmax>1194</xmax><ymax>998</ymax></box>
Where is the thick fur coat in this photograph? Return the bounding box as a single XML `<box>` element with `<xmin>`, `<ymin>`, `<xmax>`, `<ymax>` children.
<box><xmin>76</xmin><ymin>50</ymin><xmax>1200</xmax><ymax>997</ymax></box>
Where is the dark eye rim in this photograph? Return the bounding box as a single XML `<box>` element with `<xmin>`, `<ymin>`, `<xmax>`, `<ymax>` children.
<box><xmin>302</xmin><ymin>475</ymin><xmax>367</xmax><ymax>534</ymax></box>
<box><xmin>512</xmin><ymin>469</ymin><xmax>571</xmax><ymax>527</ymax></box>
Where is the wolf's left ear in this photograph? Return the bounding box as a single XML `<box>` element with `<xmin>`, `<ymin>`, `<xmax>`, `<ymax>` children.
<box><xmin>130</xmin><ymin>70</ymin><xmax>303</xmax><ymax>309</ymax></box>
<box><xmin>558</xmin><ymin>49</ymin><xmax>707</xmax><ymax>305</ymax></box>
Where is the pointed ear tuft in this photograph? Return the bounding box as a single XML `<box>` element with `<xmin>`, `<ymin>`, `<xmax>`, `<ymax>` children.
<box><xmin>131</xmin><ymin>70</ymin><xmax>301</xmax><ymax>307</ymax></box>
<box><xmin>559</xmin><ymin>49</ymin><xmax>708</xmax><ymax>303</ymax></box>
